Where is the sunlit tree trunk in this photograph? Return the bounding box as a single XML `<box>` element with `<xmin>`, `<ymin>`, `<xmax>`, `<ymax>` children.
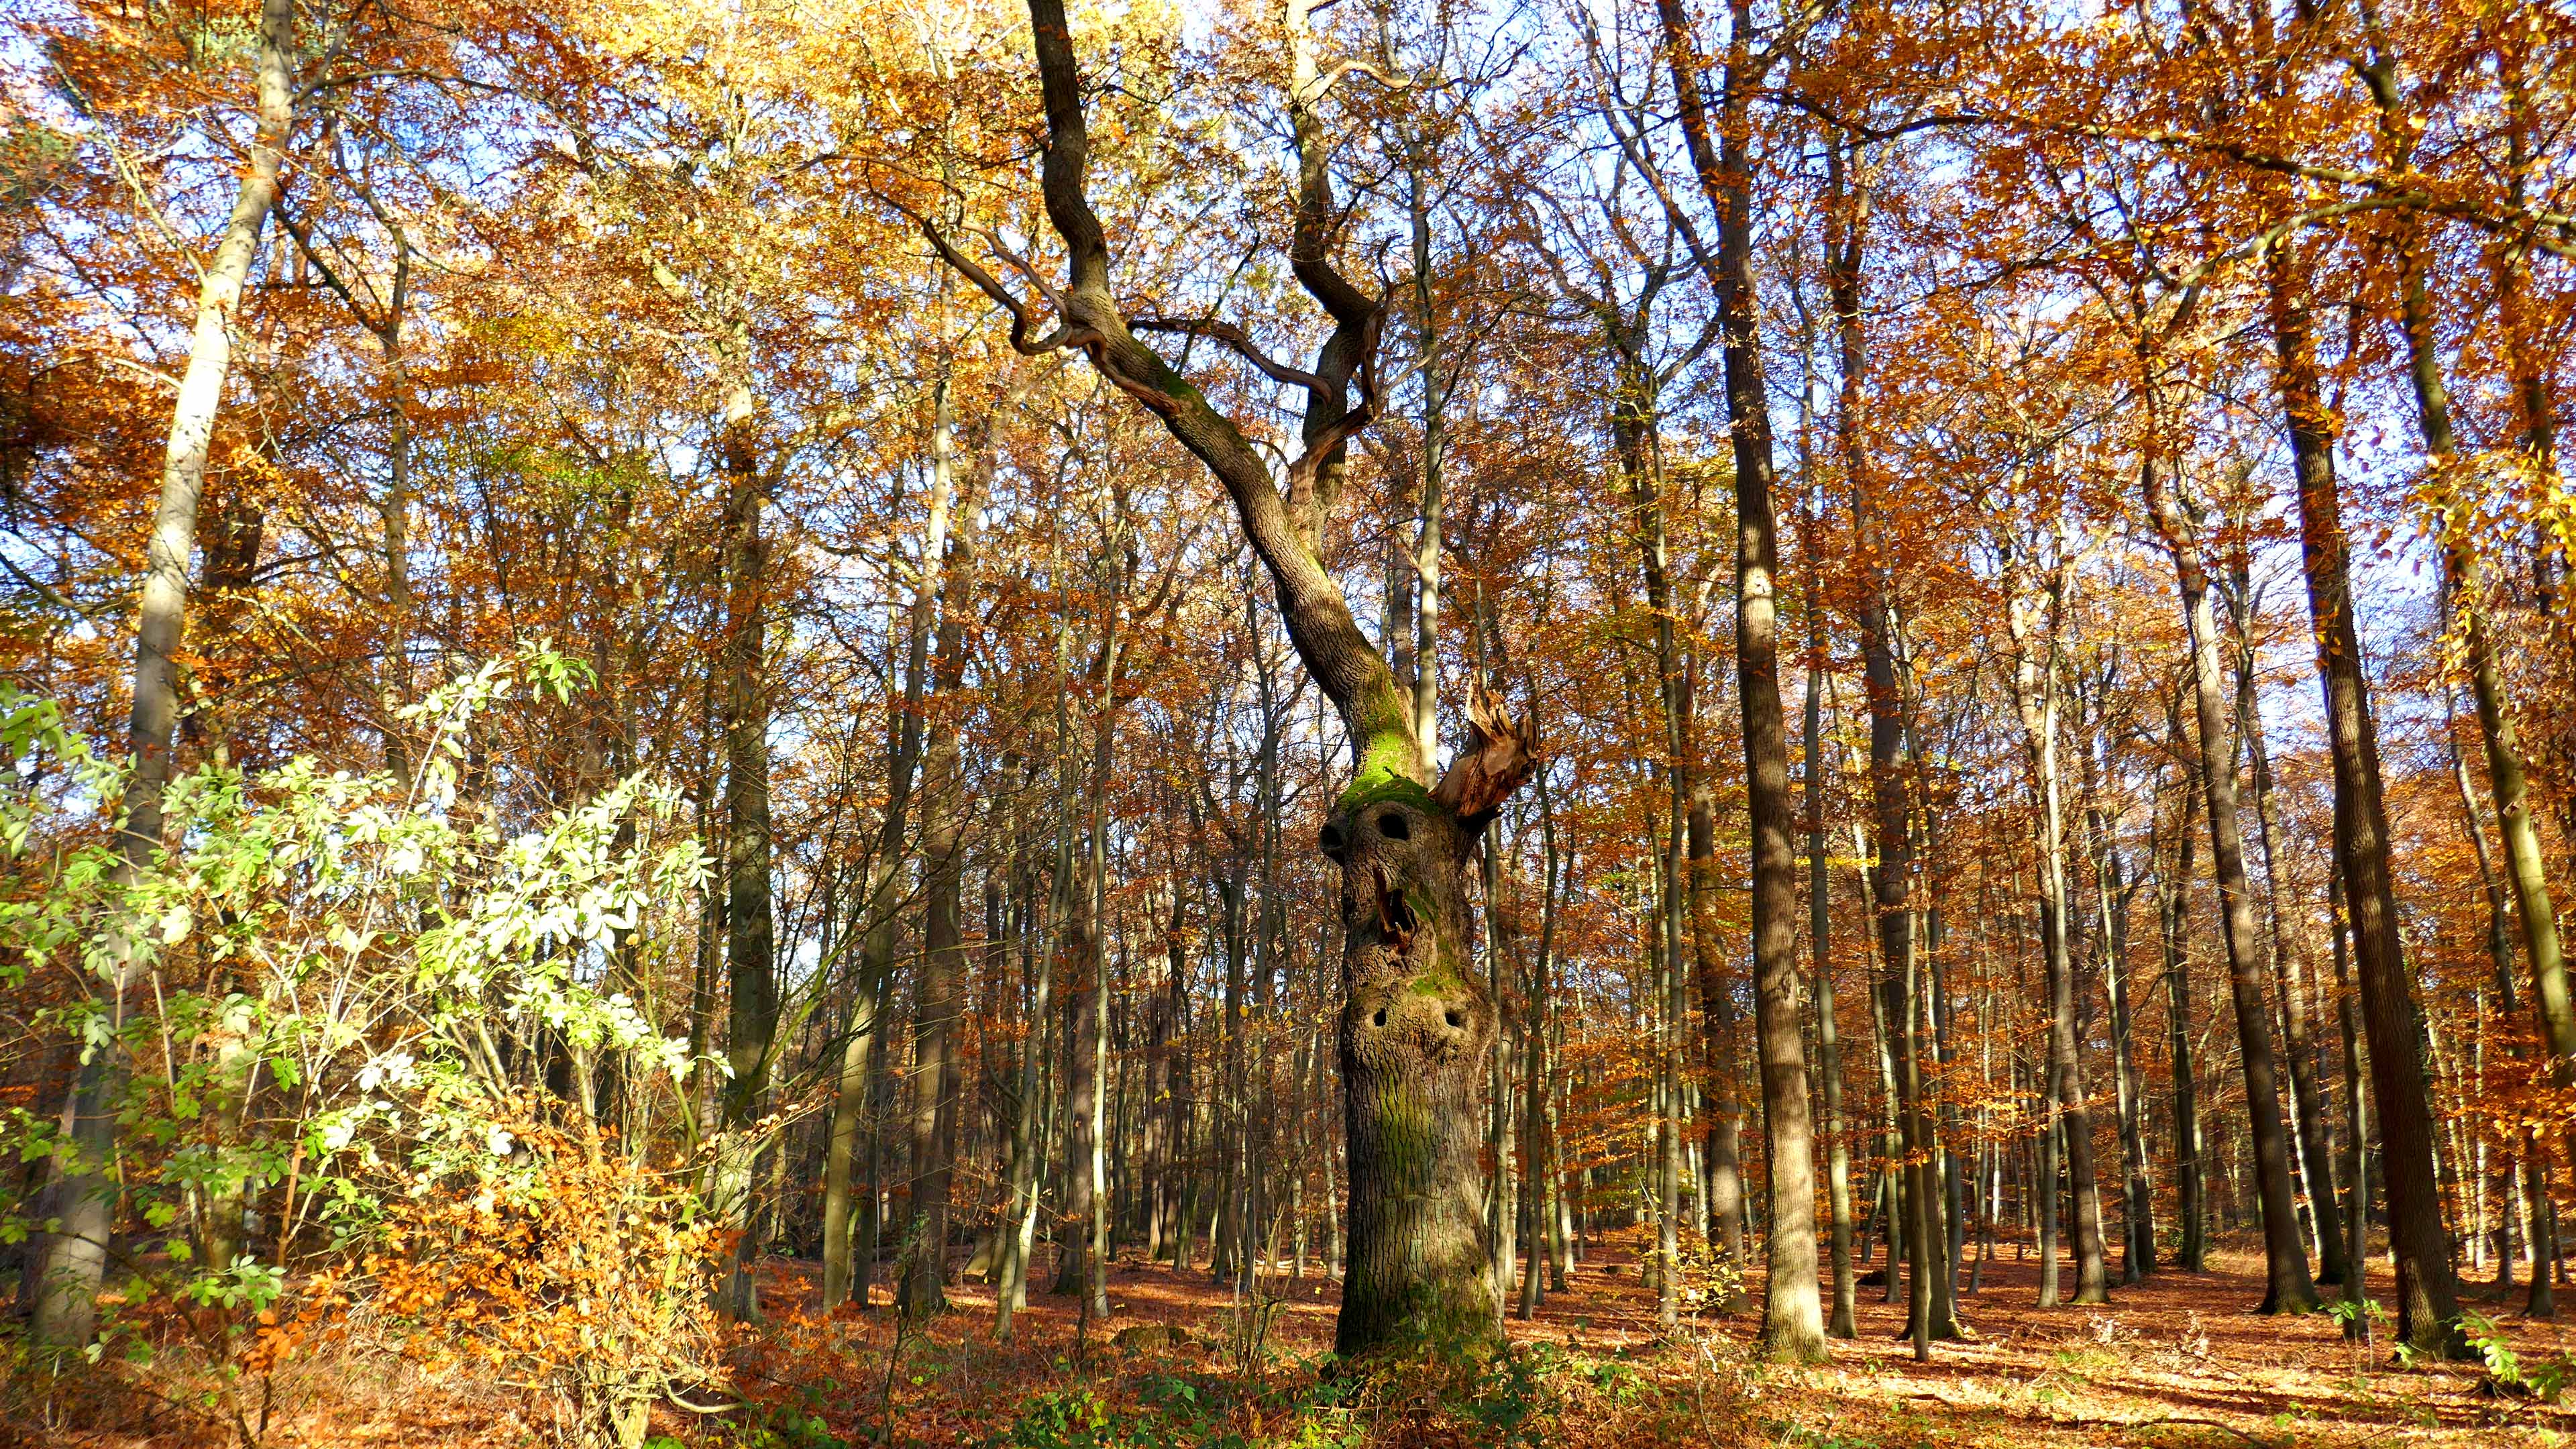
<box><xmin>2138</xmin><ymin>453</ymin><xmax>2315</xmax><ymax>1312</ymax></box>
<box><xmin>1807</xmin><ymin>577</ymin><xmax>1858</xmax><ymax>1338</ymax></box>
<box><xmin>900</xmin><ymin>374</ymin><xmax>983</xmax><ymax>1319</ymax></box>
<box><xmin>2229</xmin><ymin>601</ymin><xmax>2348</xmax><ymax>1287</ymax></box>
<box><xmin>710</xmin><ymin>376</ymin><xmax>777</xmax><ymax>1324</ymax></box>
<box><xmin>2267</xmin><ymin>237</ymin><xmax>2461</xmax><ymax>1352</ymax></box>
<box><xmin>30</xmin><ymin>0</ymin><xmax>298</xmax><ymax>1350</ymax></box>
<box><xmin>2002</xmin><ymin>553</ymin><xmax>2109</xmax><ymax>1307</ymax></box>
<box><xmin>1651</xmin><ymin>0</ymin><xmax>1823</xmax><ymax>1358</ymax></box>
<box><xmin>930</xmin><ymin>0</ymin><xmax>1539</xmax><ymax>1357</ymax></box>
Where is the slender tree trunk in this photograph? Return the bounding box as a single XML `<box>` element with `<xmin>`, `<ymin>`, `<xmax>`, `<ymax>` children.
<box><xmin>2232</xmin><ymin>617</ymin><xmax>2348</xmax><ymax>1286</ymax></box>
<box><xmin>900</xmin><ymin>374</ymin><xmax>981</xmax><ymax>1319</ymax></box>
<box><xmin>2269</xmin><ymin>239</ymin><xmax>2460</xmax><ymax>1351</ymax></box>
<box><xmin>1808</xmin><ymin>600</ymin><xmax>1857</xmax><ymax>1338</ymax></box>
<box><xmin>31</xmin><ymin>0</ymin><xmax>297</xmax><ymax>1349</ymax></box>
<box><xmin>2003</xmin><ymin>561</ymin><xmax>2110</xmax><ymax>1307</ymax></box>
<box><xmin>2159</xmin><ymin>725</ymin><xmax>2209</xmax><ymax>1272</ymax></box>
<box><xmin>1651</xmin><ymin>0</ymin><xmax>1823</xmax><ymax>1356</ymax></box>
<box><xmin>711</xmin><ymin>378</ymin><xmax>777</xmax><ymax>1324</ymax></box>
<box><xmin>2139</xmin><ymin>453</ymin><xmax>2315</xmax><ymax>1311</ymax></box>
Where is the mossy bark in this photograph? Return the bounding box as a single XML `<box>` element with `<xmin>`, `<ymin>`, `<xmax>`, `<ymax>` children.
<box><xmin>1326</xmin><ymin>758</ymin><xmax>1501</xmax><ymax>1355</ymax></box>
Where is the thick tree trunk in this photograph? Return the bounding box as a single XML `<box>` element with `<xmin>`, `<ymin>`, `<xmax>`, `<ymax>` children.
<box><xmin>1326</xmin><ymin>773</ymin><xmax>1511</xmax><ymax>1351</ymax></box>
<box><xmin>2268</xmin><ymin>240</ymin><xmax>2461</xmax><ymax>1352</ymax></box>
<box><xmin>30</xmin><ymin>0</ymin><xmax>297</xmax><ymax>1350</ymax></box>
<box><xmin>951</xmin><ymin>0</ymin><xmax>1536</xmax><ymax>1357</ymax></box>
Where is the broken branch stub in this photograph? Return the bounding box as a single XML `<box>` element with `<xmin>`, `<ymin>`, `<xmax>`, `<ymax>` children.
<box><xmin>1430</xmin><ymin>682</ymin><xmax>1540</xmax><ymax>831</ymax></box>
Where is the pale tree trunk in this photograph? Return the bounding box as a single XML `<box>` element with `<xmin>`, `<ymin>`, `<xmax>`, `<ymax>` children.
<box><xmin>900</xmin><ymin>372</ymin><xmax>987</xmax><ymax>1318</ymax></box>
<box><xmin>2381</xmin><ymin>167</ymin><xmax>2576</xmax><ymax>1112</ymax></box>
<box><xmin>1807</xmin><ymin>569</ymin><xmax>1857</xmax><ymax>1338</ymax></box>
<box><xmin>1517</xmin><ymin>769</ymin><xmax>1562</xmax><ymax>1319</ymax></box>
<box><xmin>1408</xmin><ymin>158</ymin><xmax>1445</xmax><ymax>767</ymax></box>
<box><xmin>2138</xmin><ymin>452</ymin><xmax>2316</xmax><ymax>1311</ymax></box>
<box><xmin>2002</xmin><ymin>552</ymin><xmax>2110</xmax><ymax>1307</ymax></box>
<box><xmin>822</xmin><ymin>398</ymin><xmax>955</xmax><ymax>1314</ymax></box>
<box><xmin>994</xmin><ymin>768</ymin><xmax>1063</xmax><ymax>1341</ymax></box>
<box><xmin>1825</xmin><ymin>125</ymin><xmax>1927</xmax><ymax>1346</ymax></box>
<box><xmin>1614</xmin><ymin>352</ymin><xmax>1689</xmax><ymax>1327</ymax></box>
<box><xmin>1053</xmin><ymin>545</ymin><xmax>1124</xmax><ymax>1317</ymax></box>
<box><xmin>31</xmin><ymin>0</ymin><xmax>296</xmax><ymax>1348</ymax></box>
<box><xmin>2268</xmin><ymin>236</ymin><xmax>2461</xmax><ymax>1352</ymax></box>
<box><xmin>2326</xmin><ymin>862</ymin><xmax>2375</xmax><ymax>1328</ymax></box>
<box><xmin>2157</xmin><ymin>702</ymin><xmax>2210</xmax><ymax>1271</ymax></box>
<box><xmin>2229</xmin><ymin>606</ymin><xmax>2347</xmax><ymax>1285</ymax></box>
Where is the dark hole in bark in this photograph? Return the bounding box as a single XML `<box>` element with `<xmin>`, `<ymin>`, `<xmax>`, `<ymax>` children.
<box><xmin>1373</xmin><ymin>1008</ymin><xmax>1387</xmax><ymax>1026</ymax></box>
<box><xmin>1375</xmin><ymin>809</ymin><xmax>1410</xmax><ymax>841</ymax></box>
<box><xmin>1444</xmin><ymin>1008</ymin><xmax>1464</xmax><ymax>1028</ymax></box>
<box><xmin>1318</xmin><ymin>821</ymin><xmax>1346</xmax><ymax>861</ymax></box>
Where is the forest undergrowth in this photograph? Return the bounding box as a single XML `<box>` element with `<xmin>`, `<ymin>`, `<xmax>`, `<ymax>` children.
<box><xmin>13</xmin><ymin>1231</ymin><xmax>2575</xmax><ymax>1449</ymax></box>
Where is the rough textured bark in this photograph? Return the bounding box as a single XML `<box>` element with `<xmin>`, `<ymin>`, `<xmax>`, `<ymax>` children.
<box><xmin>931</xmin><ymin>0</ymin><xmax>1538</xmax><ymax>1355</ymax></box>
<box><xmin>2268</xmin><ymin>238</ymin><xmax>2461</xmax><ymax>1352</ymax></box>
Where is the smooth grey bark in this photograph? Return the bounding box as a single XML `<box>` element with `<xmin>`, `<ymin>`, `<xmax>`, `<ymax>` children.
<box><xmin>2229</xmin><ymin>598</ymin><xmax>2347</xmax><ymax>1287</ymax></box>
<box><xmin>1807</xmin><ymin>583</ymin><xmax>1857</xmax><ymax>1339</ymax></box>
<box><xmin>2002</xmin><ymin>548</ymin><xmax>2109</xmax><ymax>1307</ymax></box>
<box><xmin>1652</xmin><ymin>0</ymin><xmax>1824</xmax><ymax>1358</ymax></box>
<box><xmin>31</xmin><ymin>0</ymin><xmax>298</xmax><ymax>1350</ymax></box>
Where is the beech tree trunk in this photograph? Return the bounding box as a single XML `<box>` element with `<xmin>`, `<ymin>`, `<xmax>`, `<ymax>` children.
<box><xmin>900</xmin><ymin>374</ymin><xmax>982</xmax><ymax>1319</ymax></box>
<box><xmin>1807</xmin><ymin>585</ymin><xmax>1858</xmax><ymax>1339</ymax></box>
<box><xmin>2157</xmin><ymin>706</ymin><xmax>2210</xmax><ymax>1272</ymax></box>
<box><xmin>30</xmin><ymin>0</ymin><xmax>297</xmax><ymax>1350</ymax></box>
<box><xmin>2233</xmin><ymin>621</ymin><xmax>2347</xmax><ymax>1286</ymax></box>
<box><xmin>2268</xmin><ymin>239</ymin><xmax>2461</xmax><ymax>1352</ymax></box>
<box><xmin>1652</xmin><ymin>0</ymin><xmax>1824</xmax><ymax>1359</ymax></box>
<box><xmin>2139</xmin><ymin>455</ymin><xmax>2315</xmax><ymax>1311</ymax></box>
<box><xmin>710</xmin><ymin>378</ymin><xmax>777</xmax><ymax>1324</ymax></box>
<box><xmin>2004</xmin><ymin>555</ymin><xmax>2110</xmax><ymax>1307</ymax></box>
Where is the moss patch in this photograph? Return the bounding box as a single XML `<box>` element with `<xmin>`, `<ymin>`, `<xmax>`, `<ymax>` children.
<box><xmin>1338</xmin><ymin>729</ymin><xmax>1434</xmax><ymax>814</ymax></box>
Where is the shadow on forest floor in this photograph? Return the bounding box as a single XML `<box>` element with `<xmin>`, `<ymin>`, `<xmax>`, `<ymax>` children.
<box><xmin>17</xmin><ymin>1231</ymin><xmax>2576</xmax><ymax>1447</ymax></box>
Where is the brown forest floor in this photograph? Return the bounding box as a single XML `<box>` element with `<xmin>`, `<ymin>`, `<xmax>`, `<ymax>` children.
<box><xmin>20</xmin><ymin>1231</ymin><xmax>2576</xmax><ymax>1447</ymax></box>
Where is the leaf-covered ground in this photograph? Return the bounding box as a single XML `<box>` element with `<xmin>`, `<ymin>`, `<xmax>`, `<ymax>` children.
<box><xmin>19</xmin><ymin>1233</ymin><xmax>2576</xmax><ymax>1447</ymax></box>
